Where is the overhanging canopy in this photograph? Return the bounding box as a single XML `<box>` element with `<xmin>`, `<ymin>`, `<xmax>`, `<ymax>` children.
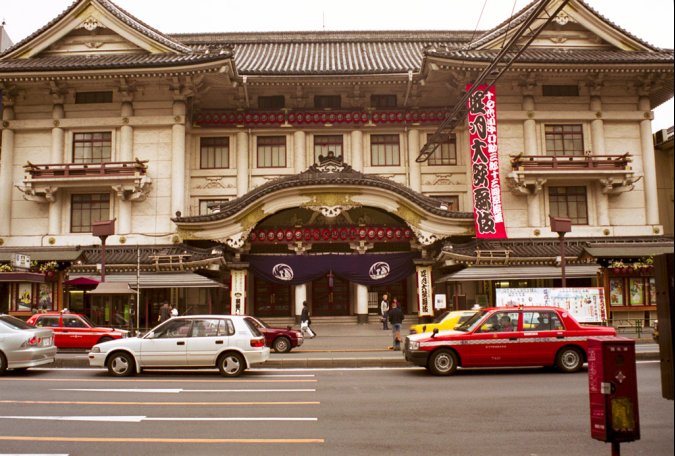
<box><xmin>0</xmin><ymin>248</ymin><xmax>82</xmax><ymax>262</ymax></box>
<box><xmin>582</xmin><ymin>245</ymin><xmax>674</xmax><ymax>258</ymax></box>
<box><xmin>88</xmin><ymin>281</ymin><xmax>134</xmax><ymax>295</ymax></box>
<box><xmin>68</xmin><ymin>272</ymin><xmax>226</xmax><ymax>289</ymax></box>
<box><xmin>437</xmin><ymin>264</ymin><xmax>600</xmax><ymax>282</ymax></box>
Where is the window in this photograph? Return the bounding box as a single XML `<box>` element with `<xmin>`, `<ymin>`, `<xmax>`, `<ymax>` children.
<box><xmin>257</xmin><ymin>136</ymin><xmax>287</xmax><ymax>168</ymax></box>
<box><xmin>314</xmin><ymin>135</ymin><xmax>343</xmax><ymax>163</ymax></box>
<box><xmin>314</xmin><ymin>95</ymin><xmax>341</xmax><ymax>109</ymax></box>
<box><xmin>542</xmin><ymin>85</ymin><xmax>579</xmax><ymax>97</ymax></box>
<box><xmin>549</xmin><ymin>186</ymin><xmax>588</xmax><ymax>225</ymax></box>
<box><xmin>427</xmin><ymin>134</ymin><xmax>457</xmax><ymax>165</ymax></box>
<box><xmin>73</xmin><ymin>132</ymin><xmax>112</xmax><ymax>163</ymax></box>
<box><xmin>429</xmin><ymin>195</ymin><xmax>460</xmax><ymax>211</ymax></box>
<box><xmin>371</xmin><ymin>94</ymin><xmax>397</xmax><ymax>108</ymax></box>
<box><xmin>75</xmin><ymin>91</ymin><xmax>113</xmax><ymax>104</ymax></box>
<box><xmin>199</xmin><ymin>199</ymin><xmax>229</xmax><ymax>215</ymax></box>
<box><xmin>200</xmin><ymin>137</ymin><xmax>230</xmax><ymax>169</ymax></box>
<box><xmin>523</xmin><ymin>311</ymin><xmax>563</xmax><ymax>331</ymax></box>
<box><xmin>545</xmin><ymin>124</ymin><xmax>584</xmax><ymax>156</ymax></box>
<box><xmin>370</xmin><ymin>134</ymin><xmax>400</xmax><ymax>166</ymax></box>
<box><xmin>258</xmin><ymin>96</ymin><xmax>285</xmax><ymax>109</ymax></box>
<box><xmin>70</xmin><ymin>193</ymin><xmax>110</xmax><ymax>233</ymax></box>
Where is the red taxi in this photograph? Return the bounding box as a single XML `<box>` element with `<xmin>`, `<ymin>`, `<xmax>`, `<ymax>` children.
<box><xmin>26</xmin><ymin>312</ymin><xmax>128</xmax><ymax>349</ymax></box>
<box><xmin>404</xmin><ymin>306</ymin><xmax>616</xmax><ymax>376</ymax></box>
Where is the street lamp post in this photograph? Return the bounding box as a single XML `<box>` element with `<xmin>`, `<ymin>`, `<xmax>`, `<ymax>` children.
<box><xmin>550</xmin><ymin>216</ymin><xmax>572</xmax><ymax>287</ymax></box>
<box><xmin>92</xmin><ymin>219</ymin><xmax>116</xmax><ymax>282</ymax></box>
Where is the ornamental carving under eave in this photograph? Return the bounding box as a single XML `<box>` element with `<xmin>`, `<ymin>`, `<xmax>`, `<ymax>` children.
<box><xmin>301</xmin><ymin>194</ymin><xmax>360</xmax><ymax>218</ymax></box>
<box><xmin>240</xmin><ymin>206</ymin><xmax>266</xmax><ymax>232</ymax></box>
<box><xmin>553</xmin><ymin>11</ymin><xmax>573</xmax><ymax>26</ymax></box>
<box><xmin>79</xmin><ymin>17</ymin><xmax>105</xmax><ymax>32</ymax></box>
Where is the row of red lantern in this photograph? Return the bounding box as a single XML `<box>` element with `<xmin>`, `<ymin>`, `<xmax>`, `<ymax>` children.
<box><xmin>195</xmin><ymin>110</ymin><xmax>451</xmax><ymax>127</ymax></box>
<box><xmin>249</xmin><ymin>226</ymin><xmax>413</xmax><ymax>243</ymax></box>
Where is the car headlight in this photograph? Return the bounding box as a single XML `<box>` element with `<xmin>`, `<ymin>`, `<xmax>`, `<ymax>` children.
<box><xmin>408</xmin><ymin>340</ymin><xmax>420</xmax><ymax>350</ymax></box>
<box><xmin>90</xmin><ymin>346</ymin><xmax>101</xmax><ymax>353</ymax></box>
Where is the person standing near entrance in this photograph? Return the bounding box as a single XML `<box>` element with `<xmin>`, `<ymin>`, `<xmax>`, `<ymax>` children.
<box><xmin>380</xmin><ymin>293</ymin><xmax>390</xmax><ymax>330</ymax></box>
<box><xmin>388</xmin><ymin>298</ymin><xmax>404</xmax><ymax>350</ymax></box>
<box><xmin>159</xmin><ymin>302</ymin><xmax>171</xmax><ymax>322</ymax></box>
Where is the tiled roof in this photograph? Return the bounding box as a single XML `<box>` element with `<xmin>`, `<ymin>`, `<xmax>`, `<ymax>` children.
<box><xmin>174</xmin><ymin>160</ymin><xmax>473</xmax><ymax>224</ymax></box>
<box><xmin>425</xmin><ymin>48</ymin><xmax>675</xmax><ymax>65</ymax></box>
<box><xmin>441</xmin><ymin>236</ymin><xmax>674</xmax><ymax>263</ymax></box>
<box><xmin>0</xmin><ymin>52</ymin><xmax>232</xmax><ymax>73</ymax></box>
<box><xmin>77</xmin><ymin>244</ymin><xmax>220</xmax><ymax>265</ymax></box>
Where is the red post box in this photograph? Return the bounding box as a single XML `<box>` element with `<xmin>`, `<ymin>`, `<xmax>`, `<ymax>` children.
<box><xmin>588</xmin><ymin>336</ymin><xmax>640</xmax><ymax>447</ymax></box>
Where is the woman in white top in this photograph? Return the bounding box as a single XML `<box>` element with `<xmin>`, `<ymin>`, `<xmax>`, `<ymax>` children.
<box><xmin>380</xmin><ymin>293</ymin><xmax>390</xmax><ymax>330</ymax></box>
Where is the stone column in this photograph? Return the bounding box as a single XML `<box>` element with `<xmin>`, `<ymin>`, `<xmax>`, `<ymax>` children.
<box><xmin>355</xmin><ymin>283</ymin><xmax>369</xmax><ymax>324</ymax></box>
<box><xmin>590</xmin><ymin>96</ymin><xmax>610</xmax><ymax>226</ymax></box>
<box><xmin>236</xmin><ymin>131</ymin><xmax>249</xmax><ymax>197</ymax></box>
<box><xmin>350</xmin><ymin>130</ymin><xmax>363</xmax><ymax>171</ymax></box>
<box><xmin>293</xmin><ymin>130</ymin><xmax>306</xmax><ymax>173</ymax></box>
<box><xmin>522</xmin><ymin>95</ymin><xmax>541</xmax><ymax>227</ymax></box>
<box><xmin>639</xmin><ymin>96</ymin><xmax>659</xmax><ymax>226</ymax></box>
<box><xmin>118</xmin><ymin>101</ymin><xmax>134</xmax><ymax>234</ymax></box>
<box><xmin>294</xmin><ymin>283</ymin><xmax>307</xmax><ymax>324</ymax></box>
<box><xmin>48</xmin><ymin>104</ymin><xmax>65</xmax><ymax>235</ymax></box>
<box><xmin>171</xmin><ymin>100</ymin><xmax>186</xmax><ymax>217</ymax></box>
<box><xmin>0</xmin><ymin>100</ymin><xmax>15</xmax><ymax>236</ymax></box>
<box><xmin>407</xmin><ymin>128</ymin><xmax>421</xmax><ymax>192</ymax></box>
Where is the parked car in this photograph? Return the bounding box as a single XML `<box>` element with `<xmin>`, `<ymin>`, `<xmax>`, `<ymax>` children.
<box><xmin>88</xmin><ymin>315</ymin><xmax>270</xmax><ymax>377</ymax></box>
<box><xmin>244</xmin><ymin>316</ymin><xmax>303</xmax><ymax>353</ymax></box>
<box><xmin>0</xmin><ymin>314</ymin><xmax>57</xmax><ymax>374</ymax></box>
<box><xmin>404</xmin><ymin>306</ymin><xmax>617</xmax><ymax>376</ymax></box>
<box><xmin>409</xmin><ymin>310</ymin><xmax>477</xmax><ymax>335</ymax></box>
<box><xmin>27</xmin><ymin>312</ymin><xmax>128</xmax><ymax>349</ymax></box>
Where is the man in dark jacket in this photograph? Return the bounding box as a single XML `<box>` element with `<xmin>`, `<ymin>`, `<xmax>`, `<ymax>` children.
<box><xmin>387</xmin><ymin>298</ymin><xmax>404</xmax><ymax>350</ymax></box>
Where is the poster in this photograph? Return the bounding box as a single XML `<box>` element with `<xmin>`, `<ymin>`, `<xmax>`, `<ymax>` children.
<box><xmin>38</xmin><ymin>283</ymin><xmax>53</xmax><ymax>311</ymax></box>
<box><xmin>416</xmin><ymin>266</ymin><xmax>434</xmax><ymax>317</ymax></box>
<box><xmin>466</xmin><ymin>84</ymin><xmax>507</xmax><ymax>239</ymax></box>
<box><xmin>434</xmin><ymin>294</ymin><xmax>447</xmax><ymax>310</ymax></box>
<box><xmin>495</xmin><ymin>287</ymin><xmax>606</xmax><ymax>323</ymax></box>
<box><xmin>629</xmin><ymin>278</ymin><xmax>644</xmax><ymax>306</ymax></box>
<box><xmin>16</xmin><ymin>283</ymin><xmax>32</xmax><ymax>311</ymax></box>
<box><xmin>609</xmin><ymin>278</ymin><xmax>624</xmax><ymax>306</ymax></box>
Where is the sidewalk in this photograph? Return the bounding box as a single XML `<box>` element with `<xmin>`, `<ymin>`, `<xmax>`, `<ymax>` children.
<box><xmin>51</xmin><ymin>321</ymin><xmax>660</xmax><ymax>369</ymax></box>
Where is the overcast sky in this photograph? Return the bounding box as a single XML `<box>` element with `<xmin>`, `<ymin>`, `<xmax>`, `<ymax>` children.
<box><xmin>1</xmin><ymin>0</ymin><xmax>673</xmax><ymax>130</ymax></box>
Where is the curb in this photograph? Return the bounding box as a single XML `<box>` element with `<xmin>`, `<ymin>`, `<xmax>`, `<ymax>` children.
<box><xmin>49</xmin><ymin>351</ymin><xmax>659</xmax><ymax>369</ymax></box>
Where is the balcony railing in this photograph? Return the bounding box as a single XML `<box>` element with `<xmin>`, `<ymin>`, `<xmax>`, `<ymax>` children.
<box><xmin>510</xmin><ymin>153</ymin><xmax>631</xmax><ymax>171</ymax></box>
<box><xmin>18</xmin><ymin>159</ymin><xmax>152</xmax><ymax>203</ymax></box>
<box><xmin>24</xmin><ymin>159</ymin><xmax>148</xmax><ymax>179</ymax></box>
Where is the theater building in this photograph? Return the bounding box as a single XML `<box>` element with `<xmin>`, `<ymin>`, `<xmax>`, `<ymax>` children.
<box><xmin>0</xmin><ymin>0</ymin><xmax>672</xmax><ymax>327</ymax></box>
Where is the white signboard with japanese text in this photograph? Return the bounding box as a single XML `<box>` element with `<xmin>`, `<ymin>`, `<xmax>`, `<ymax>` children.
<box><xmin>434</xmin><ymin>294</ymin><xmax>447</xmax><ymax>310</ymax></box>
<box><xmin>495</xmin><ymin>287</ymin><xmax>606</xmax><ymax>323</ymax></box>
<box><xmin>11</xmin><ymin>253</ymin><xmax>31</xmax><ymax>270</ymax></box>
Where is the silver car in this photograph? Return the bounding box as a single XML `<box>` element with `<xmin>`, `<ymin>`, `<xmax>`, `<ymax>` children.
<box><xmin>88</xmin><ymin>315</ymin><xmax>270</xmax><ymax>377</ymax></box>
<box><xmin>0</xmin><ymin>314</ymin><xmax>57</xmax><ymax>374</ymax></box>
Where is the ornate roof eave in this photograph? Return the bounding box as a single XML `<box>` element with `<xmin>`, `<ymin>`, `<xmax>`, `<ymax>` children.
<box><xmin>1</xmin><ymin>0</ymin><xmax>190</xmax><ymax>60</ymax></box>
<box><xmin>241</xmin><ymin>72</ymin><xmax>416</xmax><ymax>85</ymax></box>
<box><xmin>0</xmin><ymin>58</ymin><xmax>233</xmax><ymax>83</ymax></box>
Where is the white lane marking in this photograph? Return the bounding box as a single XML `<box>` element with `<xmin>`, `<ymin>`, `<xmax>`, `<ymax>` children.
<box><xmin>0</xmin><ymin>416</ymin><xmax>316</xmax><ymax>423</ymax></box>
<box><xmin>52</xmin><ymin>388</ymin><xmax>316</xmax><ymax>393</ymax></box>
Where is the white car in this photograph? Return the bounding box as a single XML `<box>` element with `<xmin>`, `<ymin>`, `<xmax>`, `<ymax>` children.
<box><xmin>0</xmin><ymin>314</ymin><xmax>56</xmax><ymax>374</ymax></box>
<box><xmin>88</xmin><ymin>315</ymin><xmax>270</xmax><ymax>377</ymax></box>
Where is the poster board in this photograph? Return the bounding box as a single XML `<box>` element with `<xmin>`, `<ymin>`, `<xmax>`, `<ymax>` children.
<box><xmin>495</xmin><ymin>287</ymin><xmax>606</xmax><ymax>323</ymax></box>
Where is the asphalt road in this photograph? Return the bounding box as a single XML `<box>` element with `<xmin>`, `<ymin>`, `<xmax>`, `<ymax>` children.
<box><xmin>0</xmin><ymin>362</ymin><xmax>672</xmax><ymax>456</ymax></box>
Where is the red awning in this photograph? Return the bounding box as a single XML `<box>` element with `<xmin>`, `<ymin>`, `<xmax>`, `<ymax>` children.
<box><xmin>64</xmin><ymin>277</ymin><xmax>100</xmax><ymax>286</ymax></box>
<box><xmin>0</xmin><ymin>272</ymin><xmax>46</xmax><ymax>283</ymax></box>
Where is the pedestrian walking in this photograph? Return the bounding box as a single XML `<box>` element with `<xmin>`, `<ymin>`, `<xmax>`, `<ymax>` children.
<box><xmin>380</xmin><ymin>293</ymin><xmax>390</xmax><ymax>330</ymax></box>
<box><xmin>300</xmin><ymin>301</ymin><xmax>316</xmax><ymax>338</ymax></box>
<box><xmin>388</xmin><ymin>298</ymin><xmax>404</xmax><ymax>350</ymax></box>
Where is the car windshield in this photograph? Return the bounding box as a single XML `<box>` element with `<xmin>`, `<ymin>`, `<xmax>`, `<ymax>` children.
<box><xmin>243</xmin><ymin>318</ymin><xmax>263</xmax><ymax>337</ymax></box>
<box><xmin>0</xmin><ymin>314</ymin><xmax>34</xmax><ymax>330</ymax></box>
<box><xmin>455</xmin><ymin>310</ymin><xmax>489</xmax><ymax>332</ymax></box>
<box><xmin>433</xmin><ymin>310</ymin><xmax>450</xmax><ymax>323</ymax></box>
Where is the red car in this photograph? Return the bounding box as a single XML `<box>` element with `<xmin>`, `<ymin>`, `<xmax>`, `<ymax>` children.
<box><xmin>244</xmin><ymin>316</ymin><xmax>303</xmax><ymax>353</ymax></box>
<box><xmin>26</xmin><ymin>312</ymin><xmax>128</xmax><ymax>349</ymax></box>
<box><xmin>404</xmin><ymin>306</ymin><xmax>616</xmax><ymax>376</ymax></box>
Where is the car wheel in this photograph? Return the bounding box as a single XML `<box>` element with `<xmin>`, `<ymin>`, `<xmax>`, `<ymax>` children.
<box><xmin>107</xmin><ymin>352</ymin><xmax>135</xmax><ymax>377</ymax></box>
<box><xmin>217</xmin><ymin>352</ymin><xmax>245</xmax><ymax>377</ymax></box>
<box><xmin>273</xmin><ymin>336</ymin><xmax>292</xmax><ymax>353</ymax></box>
<box><xmin>428</xmin><ymin>349</ymin><xmax>458</xmax><ymax>376</ymax></box>
<box><xmin>556</xmin><ymin>347</ymin><xmax>583</xmax><ymax>373</ymax></box>
<box><xmin>0</xmin><ymin>352</ymin><xmax>7</xmax><ymax>374</ymax></box>
<box><xmin>98</xmin><ymin>336</ymin><xmax>113</xmax><ymax>344</ymax></box>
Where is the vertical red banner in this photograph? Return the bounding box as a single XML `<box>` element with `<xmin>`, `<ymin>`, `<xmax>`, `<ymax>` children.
<box><xmin>466</xmin><ymin>84</ymin><xmax>507</xmax><ymax>239</ymax></box>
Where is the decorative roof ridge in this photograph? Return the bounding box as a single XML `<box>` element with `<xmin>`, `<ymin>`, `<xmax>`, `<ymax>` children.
<box><xmin>171</xmin><ymin>30</ymin><xmax>478</xmax><ymax>45</ymax></box>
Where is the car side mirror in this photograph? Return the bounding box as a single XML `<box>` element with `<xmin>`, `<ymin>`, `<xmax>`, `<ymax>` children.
<box><xmin>432</xmin><ymin>328</ymin><xmax>439</xmax><ymax>338</ymax></box>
